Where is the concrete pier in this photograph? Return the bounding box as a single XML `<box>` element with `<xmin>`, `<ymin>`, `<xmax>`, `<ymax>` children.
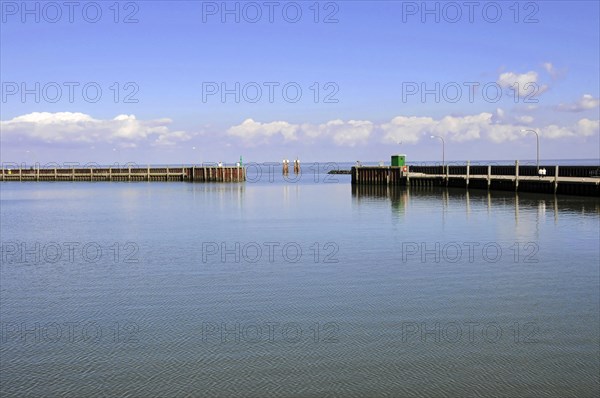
<box><xmin>351</xmin><ymin>164</ymin><xmax>600</xmax><ymax>197</ymax></box>
<box><xmin>1</xmin><ymin>166</ymin><xmax>246</xmax><ymax>183</ymax></box>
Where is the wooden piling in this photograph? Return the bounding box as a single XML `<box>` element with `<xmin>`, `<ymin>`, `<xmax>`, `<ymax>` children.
<box><xmin>445</xmin><ymin>165</ymin><xmax>449</xmax><ymax>186</ymax></box>
<box><xmin>283</xmin><ymin>160</ymin><xmax>289</xmax><ymax>175</ymax></box>
<box><xmin>515</xmin><ymin>160</ymin><xmax>519</xmax><ymax>191</ymax></box>
<box><xmin>349</xmin><ymin>163</ymin><xmax>598</xmax><ymax>196</ymax></box>
<box><xmin>466</xmin><ymin>160</ymin><xmax>470</xmax><ymax>187</ymax></box>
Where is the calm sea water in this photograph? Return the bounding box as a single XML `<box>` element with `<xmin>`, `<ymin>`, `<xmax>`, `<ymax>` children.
<box><xmin>1</xmin><ymin>169</ymin><xmax>599</xmax><ymax>397</ymax></box>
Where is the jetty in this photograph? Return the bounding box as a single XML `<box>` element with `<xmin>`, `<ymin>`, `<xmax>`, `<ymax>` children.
<box><xmin>351</xmin><ymin>161</ymin><xmax>600</xmax><ymax>197</ymax></box>
<box><xmin>1</xmin><ymin>161</ymin><xmax>598</xmax><ymax>197</ymax></box>
<box><xmin>0</xmin><ymin>165</ymin><xmax>246</xmax><ymax>182</ymax></box>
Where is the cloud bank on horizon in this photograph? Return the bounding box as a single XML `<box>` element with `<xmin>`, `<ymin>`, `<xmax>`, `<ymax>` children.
<box><xmin>3</xmin><ymin>105</ymin><xmax>597</xmax><ymax>147</ymax></box>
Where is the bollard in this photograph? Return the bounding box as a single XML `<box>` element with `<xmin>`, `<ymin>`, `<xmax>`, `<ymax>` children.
<box><xmin>283</xmin><ymin>159</ymin><xmax>289</xmax><ymax>175</ymax></box>
<box><xmin>515</xmin><ymin>160</ymin><xmax>519</xmax><ymax>191</ymax></box>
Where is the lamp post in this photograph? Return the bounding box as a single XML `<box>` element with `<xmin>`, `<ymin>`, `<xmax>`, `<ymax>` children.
<box><xmin>430</xmin><ymin>135</ymin><xmax>445</xmax><ymax>172</ymax></box>
<box><xmin>521</xmin><ymin>129</ymin><xmax>539</xmax><ymax>172</ymax></box>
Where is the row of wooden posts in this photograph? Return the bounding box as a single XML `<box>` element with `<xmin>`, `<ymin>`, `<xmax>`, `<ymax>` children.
<box><xmin>282</xmin><ymin>159</ymin><xmax>301</xmax><ymax>175</ymax></box>
<box><xmin>413</xmin><ymin>160</ymin><xmax>562</xmax><ymax>191</ymax></box>
<box><xmin>352</xmin><ymin>161</ymin><xmax>600</xmax><ymax>197</ymax></box>
<box><xmin>0</xmin><ymin>166</ymin><xmax>245</xmax><ymax>182</ymax></box>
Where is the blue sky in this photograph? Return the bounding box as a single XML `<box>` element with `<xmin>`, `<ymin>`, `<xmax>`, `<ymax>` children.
<box><xmin>1</xmin><ymin>0</ymin><xmax>599</xmax><ymax>165</ymax></box>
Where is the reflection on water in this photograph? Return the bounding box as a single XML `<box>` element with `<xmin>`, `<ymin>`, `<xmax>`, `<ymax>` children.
<box><xmin>1</xmin><ymin>182</ymin><xmax>599</xmax><ymax>398</ymax></box>
<box><xmin>352</xmin><ymin>184</ymin><xmax>600</xmax><ymax>222</ymax></box>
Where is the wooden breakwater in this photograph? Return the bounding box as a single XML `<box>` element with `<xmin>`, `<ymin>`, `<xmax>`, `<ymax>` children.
<box><xmin>0</xmin><ymin>166</ymin><xmax>246</xmax><ymax>182</ymax></box>
<box><xmin>351</xmin><ymin>162</ymin><xmax>600</xmax><ymax>197</ymax></box>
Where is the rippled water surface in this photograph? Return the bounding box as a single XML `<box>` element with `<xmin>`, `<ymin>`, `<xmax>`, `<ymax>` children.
<box><xmin>1</xmin><ymin>176</ymin><xmax>599</xmax><ymax>397</ymax></box>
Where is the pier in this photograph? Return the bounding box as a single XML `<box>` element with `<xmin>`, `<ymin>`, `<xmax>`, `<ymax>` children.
<box><xmin>0</xmin><ymin>166</ymin><xmax>246</xmax><ymax>183</ymax></box>
<box><xmin>351</xmin><ymin>162</ymin><xmax>600</xmax><ymax>197</ymax></box>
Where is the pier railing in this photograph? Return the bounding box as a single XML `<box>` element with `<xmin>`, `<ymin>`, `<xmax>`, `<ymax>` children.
<box><xmin>408</xmin><ymin>165</ymin><xmax>600</xmax><ymax>178</ymax></box>
<box><xmin>351</xmin><ymin>163</ymin><xmax>600</xmax><ymax>197</ymax></box>
<box><xmin>1</xmin><ymin>166</ymin><xmax>246</xmax><ymax>183</ymax></box>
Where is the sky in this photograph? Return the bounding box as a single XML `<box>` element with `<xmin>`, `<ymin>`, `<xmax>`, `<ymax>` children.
<box><xmin>1</xmin><ymin>0</ymin><xmax>599</xmax><ymax>165</ymax></box>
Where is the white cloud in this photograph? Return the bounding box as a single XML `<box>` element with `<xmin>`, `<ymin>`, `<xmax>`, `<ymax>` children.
<box><xmin>381</xmin><ymin>116</ymin><xmax>435</xmax><ymax>144</ymax></box>
<box><xmin>538</xmin><ymin>125</ymin><xmax>571</xmax><ymax>139</ymax></box>
<box><xmin>153</xmin><ymin>131</ymin><xmax>192</xmax><ymax>146</ymax></box>
<box><xmin>226</xmin><ymin>118</ymin><xmax>299</xmax><ymax>144</ymax></box>
<box><xmin>4</xmin><ymin>112</ymin><xmax>596</xmax><ymax>152</ymax></box>
<box><xmin>528</xmin><ymin>119</ymin><xmax>598</xmax><ymax>139</ymax></box>
<box><xmin>542</xmin><ymin>62</ymin><xmax>554</xmax><ymax>74</ymax></box>
<box><xmin>0</xmin><ymin>112</ymin><xmax>192</xmax><ymax>147</ymax></box>
<box><xmin>228</xmin><ymin>118</ymin><xmax>373</xmax><ymax>147</ymax></box>
<box><xmin>542</xmin><ymin>62</ymin><xmax>562</xmax><ymax>80</ymax></box>
<box><xmin>301</xmin><ymin>119</ymin><xmax>373</xmax><ymax>147</ymax></box>
<box><xmin>435</xmin><ymin>114</ymin><xmax>488</xmax><ymax>142</ymax></box>
<box><xmin>486</xmin><ymin>124</ymin><xmax>523</xmax><ymax>143</ymax></box>
<box><xmin>492</xmin><ymin>108</ymin><xmax>534</xmax><ymax>127</ymax></box>
<box><xmin>556</xmin><ymin>94</ymin><xmax>600</xmax><ymax>112</ymax></box>
<box><xmin>380</xmin><ymin>112</ymin><xmax>596</xmax><ymax>144</ymax></box>
<box><xmin>497</xmin><ymin>71</ymin><xmax>548</xmax><ymax>97</ymax></box>
<box><xmin>517</xmin><ymin>115</ymin><xmax>534</xmax><ymax>124</ymax></box>
<box><xmin>576</xmin><ymin>118</ymin><xmax>599</xmax><ymax>136</ymax></box>
<box><xmin>227</xmin><ymin>114</ymin><xmax>597</xmax><ymax>147</ymax></box>
<box><xmin>381</xmin><ymin>113</ymin><xmax>499</xmax><ymax>143</ymax></box>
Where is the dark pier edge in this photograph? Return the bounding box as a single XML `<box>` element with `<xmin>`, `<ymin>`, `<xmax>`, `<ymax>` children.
<box><xmin>351</xmin><ymin>164</ymin><xmax>600</xmax><ymax>197</ymax></box>
<box><xmin>2</xmin><ymin>163</ymin><xmax>599</xmax><ymax>197</ymax></box>
<box><xmin>1</xmin><ymin>166</ymin><xmax>246</xmax><ymax>183</ymax></box>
